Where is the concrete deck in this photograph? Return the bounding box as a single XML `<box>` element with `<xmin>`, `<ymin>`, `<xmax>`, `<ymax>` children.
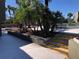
<box><xmin>20</xmin><ymin>43</ymin><xmax>68</xmax><ymax>59</ymax></box>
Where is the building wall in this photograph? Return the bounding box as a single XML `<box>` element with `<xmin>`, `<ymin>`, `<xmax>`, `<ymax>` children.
<box><xmin>73</xmin><ymin>12</ymin><xmax>79</xmax><ymax>23</ymax></box>
<box><xmin>0</xmin><ymin>0</ymin><xmax>5</xmax><ymax>24</ymax></box>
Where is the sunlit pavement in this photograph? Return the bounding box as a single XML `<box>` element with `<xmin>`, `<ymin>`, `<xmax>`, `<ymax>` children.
<box><xmin>0</xmin><ymin>28</ymin><xmax>68</xmax><ymax>59</ymax></box>
<box><xmin>55</xmin><ymin>28</ymin><xmax>79</xmax><ymax>34</ymax></box>
<box><xmin>20</xmin><ymin>43</ymin><xmax>68</xmax><ymax>59</ymax></box>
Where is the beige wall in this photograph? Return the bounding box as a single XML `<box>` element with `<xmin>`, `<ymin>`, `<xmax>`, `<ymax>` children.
<box><xmin>73</xmin><ymin>12</ymin><xmax>79</xmax><ymax>23</ymax></box>
<box><xmin>69</xmin><ymin>38</ymin><xmax>79</xmax><ymax>59</ymax></box>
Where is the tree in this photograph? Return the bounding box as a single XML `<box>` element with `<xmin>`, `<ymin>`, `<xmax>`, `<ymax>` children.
<box><xmin>15</xmin><ymin>0</ymin><xmax>43</xmax><ymax>26</ymax></box>
<box><xmin>45</xmin><ymin>0</ymin><xmax>51</xmax><ymax>9</ymax></box>
<box><xmin>67</xmin><ymin>13</ymin><xmax>73</xmax><ymax>23</ymax></box>
<box><xmin>14</xmin><ymin>0</ymin><xmax>66</xmax><ymax>37</ymax></box>
<box><xmin>10</xmin><ymin>7</ymin><xmax>17</xmax><ymax>18</ymax></box>
<box><xmin>39</xmin><ymin>0</ymin><xmax>52</xmax><ymax>37</ymax></box>
<box><xmin>67</xmin><ymin>13</ymin><xmax>73</xmax><ymax>18</ymax></box>
<box><xmin>7</xmin><ymin>5</ymin><xmax>17</xmax><ymax>19</ymax></box>
<box><xmin>50</xmin><ymin>11</ymin><xmax>64</xmax><ymax>31</ymax></box>
<box><xmin>7</xmin><ymin>5</ymin><xmax>12</xmax><ymax>19</ymax></box>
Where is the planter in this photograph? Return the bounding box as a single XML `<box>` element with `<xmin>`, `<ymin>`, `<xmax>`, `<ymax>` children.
<box><xmin>31</xmin><ymin>35</ymin><xmax>48</xmax><ymax>46</ymax></box>
<box><xmin>8</xmin><ymin>31</ymin><xmax>48</xmax><ymax>46</ymax></box>
<box><xmin>8</xmin><ymin>31</ymin><xmax>32</xmax><ymax>42</ymax></box>
<box><xmin>69</xmin><ymin>38</ymin><xmax>79</xmax><ymax>59</ymax></box>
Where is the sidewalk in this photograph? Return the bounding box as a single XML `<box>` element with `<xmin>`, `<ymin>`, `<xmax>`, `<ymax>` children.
<box><xmin>20</xmin><ymin>43</ymin><xmax>68</xmax><ymax>59</ymax></box>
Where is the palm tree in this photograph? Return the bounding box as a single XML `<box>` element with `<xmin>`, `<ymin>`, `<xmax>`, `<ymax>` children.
<box><xmin>45</xmin><ymin>0</ymin><xmax>51</xmax><ymax>9</ymax></box>
<box><xmin>16</xmin><ymin>0</ymin><xmax>19</xmax><ymax>4</ymax></box>
<box><xmin>41</xmin><ymin>0</ymin><xmax>52</xmax><ymax>37</ymax></box>
<box><xmin>7</xmin><ymin>5</ymin><xmax>12</xmax><ymax>19</ymax></box>
<box><xmin>15</xmin><ymin>0</ymin><xmax>33</xmax><ymax>26</ymax></box>
<box><xmin>10</xmin><ymin>7</ymin><xmax>17</xmax><ymax>18</ymax></box>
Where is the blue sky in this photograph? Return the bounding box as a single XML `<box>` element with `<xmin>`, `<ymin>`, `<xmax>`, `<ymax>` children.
<box><xmin>6</xmin><ymin>0</ymin><xmax>79</xmax><ymax>18</ymax></box>
<box><xmin>49</xmin><ymin>0</ymin><xmax>79</xmax><ymax>17</ymax></box>
<box><xmin>6</xmin><ymin>0</ymin><xmax>17</xmax><ymax>7</ymax></box>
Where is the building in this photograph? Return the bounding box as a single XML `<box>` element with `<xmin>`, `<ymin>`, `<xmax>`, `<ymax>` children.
<box><xmin>73</xmin><ymin>12</ymin><xmax>79</xmax><ymax>23</ymax></box>
<box><xmin>0</xmin><ymin>0</ymin><xmax>5</xmax><ymax>24</ymax></box>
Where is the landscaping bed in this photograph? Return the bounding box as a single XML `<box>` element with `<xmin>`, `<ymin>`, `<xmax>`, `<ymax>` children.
<box><xmin>8</xmin><ymin>31</ymin><xmax>33</xmax><ymax>42</ymax></box>
<box><xmin>8</xmin><ymin>30</ymin><xmax>73</xmax><ymax>47</ymax></box>
<box><xmin>32</xmin><ymin>31</ymin><xmax>75</xmax><ymax>46</ymax></box>
<box><xmin>8</xmin><ymin>30</ymin><xmax>76</xmax><ymax>52</ymax></box>
<box><xmin>8</xmin><ymin>31</ymin><xmax>48</xmax><ymax>46</ymax></box>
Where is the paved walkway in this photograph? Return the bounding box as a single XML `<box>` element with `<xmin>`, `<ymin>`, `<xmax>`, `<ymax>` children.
<box><xmin>55</xmin><ymin>28</ymin><xmax>79</xmax><ymax>34</ymax></box>
<box><xmin>0</xmin><ymin>33</ymin><xmax>68</xmax><ymax>59</ymax></box>
<box><xmin>20</xmin><ymin>43</ymin><xmax>68</xmax><ymax>59</ymax></box>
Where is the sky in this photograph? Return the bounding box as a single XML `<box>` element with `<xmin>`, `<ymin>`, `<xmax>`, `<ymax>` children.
<box><xmin>6</xmin><ymin>0</ymin><xmax>79</xmax><ymax>18</ymax></box>
<box><xmin>49</xmin><ymin>0</ymin><xmax>79</xmax><ymax>17</ymax></box>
